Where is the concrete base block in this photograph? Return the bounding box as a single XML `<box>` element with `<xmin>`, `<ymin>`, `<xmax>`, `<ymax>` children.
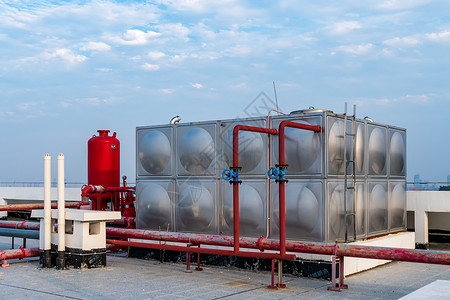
<box><xmin>39</xmin><ymin>250</ymin><xmax>53</xmax><ymax>268</ymax></box>
<box><xmin>65</xmin><ymin>247</ymin><xmax>106</xmax><ymax>269</ymax></box>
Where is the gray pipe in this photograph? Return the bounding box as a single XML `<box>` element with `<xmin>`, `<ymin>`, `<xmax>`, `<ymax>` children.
<box><xmin>0</xmin><ymin>228</ymin><xmax>39</xmax><ymax>239</ymax></box>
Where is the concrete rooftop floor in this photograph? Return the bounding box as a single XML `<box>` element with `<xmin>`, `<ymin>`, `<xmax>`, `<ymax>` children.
<box><xmin>0</xmin><ymin>238</ymin><xmax>449</xmax><ymax>299</ymax></box>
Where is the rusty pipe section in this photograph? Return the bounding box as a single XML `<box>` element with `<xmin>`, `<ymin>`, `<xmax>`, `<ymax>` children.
<box><xmin>1</xmin><ymin>221</ymin><xmax>449</xmax><ymax>265</ymax></box>
<box><xmin>105</xmin><ymin>227</ymin><xmax>450</xmax><ymax>265</ymax></box>
<box><xmin>0</xmin><ymin>247</ymin><xmax>40</xmax><ymax>260</ymax></box>
<box><xmin>0</xmin><ymin>202</ymin><xmax>81</xmax><ymax>212</ymax></box>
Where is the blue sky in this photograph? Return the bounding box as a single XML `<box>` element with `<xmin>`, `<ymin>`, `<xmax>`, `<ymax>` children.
<box><xmin>0</xmin><ymin>0</ymin><xmax>449</xmax><ymax>183</ymax></box>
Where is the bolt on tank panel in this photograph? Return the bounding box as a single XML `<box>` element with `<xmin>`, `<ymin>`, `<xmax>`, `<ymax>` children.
<box><xmin>221</xmin><ymin>118</ymin><xmax>268</xmax><ymax>176</ymax></box>
<box><xmin>367</xmin><ymin>124</ymin><xmax>388</xmax><ymax>176</ymax></box>
<box><xmin>175</xmin><ymin>180</ymin><xmax>218</xmax><ymax>234</ymax></box>
<box><xmin>389</xmin><ymin>180</ymin><xmax>406</xmax><ymax>232</ymax></box>
<box><xmin>388</xmin><ymin>128</ymin><xmax>406</xmax><ymax>177</ymax></box>
<box><xmin>271</xmin><ymin>115</ymin><xmax>324</xmax><ymax>177</ymax></box>
<box><xmin>176</xmin><ymin>123</ymin><xmax>218</xmax><ymax>176</ymax></box>
<box><xmin>367</xmin><ymin>181</ymin><xmax>389</xmax><ymax>236</ymax></box>
<box><xmin>221</xmin><ymin>180</ymin><xmax>267</xmax><ymax>237</ymax></box>
<box><xmin>136</xmin><ymin>126</ymin><xmax>173</xmax><ymax>178</ymax></box>
<box><xmin>136</xmin><ymin>180</ymin><xmax>174</xmax><ymax>231</ymax></box>
<box><xmin>270</xmin><ymin>179</ymin><xmax>324</xmax><ymax>241</ymax></box>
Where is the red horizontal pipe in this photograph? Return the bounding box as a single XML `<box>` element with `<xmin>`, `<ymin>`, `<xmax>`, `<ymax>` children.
<box><xmin>0</xmin><ymin>247</ymin><xmax>40</xmax><ymax>260</ymax></box>
<box><xmin>1</xmin><ymin>221</ymin><xmax>449</xmax><ymax>265</ymax></box>
<box><xmin>0</xmin><ymin>202</ymin><xmax>81</xmax><ymax>212</ymax></box>
<box><xmin>81</xmin><ymin>185</ymin><xmax>105</xmax><ymax>197</ymax></box>
<box><xmin>232</xmin><ymin>125</ymin><xmax>277</xmax><ymax>254</ymax></box>
<box><xmin>106</xmin><ymin>239</ymin><xmax>296</xmax><ymax>261</ymax></box>
<box><xmin>104</xmin><ymin>186</ymin><xmax>136</xmax><ymax>192</ymax></box>
<box><xmin>278</xmin><ymin>120</ymin><xmax>321</xmax><ymax>256</ymax></box>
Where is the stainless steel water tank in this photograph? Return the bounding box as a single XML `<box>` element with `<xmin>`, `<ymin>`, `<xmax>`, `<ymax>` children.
<box><xmin>136</xmin><ymin>110</ymin><xmax>406</xmax><ymax>242</ymax></box>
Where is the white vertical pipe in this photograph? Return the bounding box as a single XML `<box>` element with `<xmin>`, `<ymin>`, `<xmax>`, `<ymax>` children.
<box><xmin>57</xmin><ymin>153</ymin><xmax>65</xmax><ymax>252</ymax></box>
<box><xmin>43</xmin><ymin>153</ymin><xmax>51</xmax><ymax>252</ymax></box>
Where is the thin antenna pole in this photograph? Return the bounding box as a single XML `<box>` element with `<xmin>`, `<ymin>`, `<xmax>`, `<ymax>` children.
<box><xmin>273</xmin><ymin>81</ymin><xmax>279</xmax><ymax>113</ymax></box>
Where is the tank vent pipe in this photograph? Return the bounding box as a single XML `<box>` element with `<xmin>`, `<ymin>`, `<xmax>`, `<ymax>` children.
<box><xmin>170</xmin><ymin>115</ymin><xmax>181</xmax><ymax>124</ymax></box>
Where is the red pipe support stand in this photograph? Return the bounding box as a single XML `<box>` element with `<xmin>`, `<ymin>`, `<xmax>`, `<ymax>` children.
<box><xmin>232</xmin><ymin>125</ymin><xmax>277</xmax><ymax>254</ymax></box>
<box><xmin>328</xmin><ymin>256</ymin><xmax>348</xmax><ymax>292</ymax></box>
<box><xmin>268</xmin><ymin>259</ymin><xmax>277</xmax><ymax>289</ymax></box>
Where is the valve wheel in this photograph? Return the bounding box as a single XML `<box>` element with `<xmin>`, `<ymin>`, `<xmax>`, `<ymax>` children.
<box><xmin>222</xmin><ymin>169</ymin><xmax>233</xmax><ymax>181</ymax></box>
<box><xmin>267</xmin><ymin>167</ymin><xmax>279</xmax><ymax>179</ymax></box>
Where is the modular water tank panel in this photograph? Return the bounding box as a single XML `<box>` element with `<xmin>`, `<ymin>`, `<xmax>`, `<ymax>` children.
<box><xmin>176</xmin><ymin>123</ymin><xmax>218</xmax><ymax>176</ymax></box>
<box><xmin>389</xmin><ymin>128</ymin><xmax>406</xmax><ymax>177</ymax></box>
<box><xmin>221</xmin><ymin>118</ymin><xmax>268</xmax><ymax>176</ymax></box>
<box><xmin>271</xmin><ymin>115</ymin><xmax>323</xmax><ymax>177</ymax></box>
<box><xmin>354</xmin><ymin>122</ymin><xmax>366</xmax><ymax>176</ymax></box>
<box><xmin>136</xmin><ymin>180</ymin><xmax>174</xmax><ymax>231</ymax></box>
<box><xmin>368</xmin><ymin>124</ymin><xmax>388</xmax><ymax>176</ymax></box>
<box><xmin>175</xmin><ymin>180</ymin><xmax>218</xmax><ymax>234</ymax></box>
<box><xmin>368</xmin><ymin>181</ymin><xmax>389</xmax><ymax>236</ymax></box>
<box><xmin>354</xmin><ymin>181</ymin><xmax>367</xmax><ymax>238</ymax></box>
<box><xmin>221</xmin><ymin>180</ymin><xmax>267</xmax><ymax>237</ymax></box>
<box><xmin>137</xmin><ymin>126</ymin><xmax>173</xmax><ymax>177</ymax></box>
<box><xmin>389</xmin><ymin>180</ymin><xmax>406</xmax><ymax>231</ymax></box>
<box><xmin>270</xmin><ymin>179</ymin><xmax>324</xmax><ymax>241</ymax></box>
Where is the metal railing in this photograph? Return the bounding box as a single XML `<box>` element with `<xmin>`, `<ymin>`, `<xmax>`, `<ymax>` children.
<box><xmin>407</xmin><ymin>182</ymin><xmax>450</xmax><ymax>191</ymax></box>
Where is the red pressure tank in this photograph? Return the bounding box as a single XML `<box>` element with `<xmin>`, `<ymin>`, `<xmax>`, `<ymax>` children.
<box><xmin>88</xmin><ymin>130</ymin><xmax>120</xmax><ymax>188</ymax></box>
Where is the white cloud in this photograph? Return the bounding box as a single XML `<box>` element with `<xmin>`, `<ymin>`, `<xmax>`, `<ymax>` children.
<box><xmin>375</xmin><ymin>0</ymin><xmax>431</xmax><ymax>10</ymax></box>
<box><xmin>336</xmin><ymin>43</ymin><xmax>374</xmax><ymax>55</ymax></box>
<box><xmin>108</xmin><ymin>29</ymin><xmax>161</xmax><ymax>46</ymax></box>
<box><xmin>159</xmin><ymin>88</ymin><xmax>174</xmax><ymax>94</ymax></box>
<box><xmin>76</xmin><ymin>97</ymin><xmax>100</xmax><ymax>105</ymax></box>
<box><xmin>148</xmin><ymin>51</ymin><xmax>166</xmax><ymax>60</ymax></box>
<box><xmin>191</xmin><ymin>83</ymin><xmax>203</xmax><ymax>89</ymax></box>
<box><xmin>156</xmin><ymin>23</ymin><xmax>191</xmax><ymax>41</ymax></box>
<box><xmin>383</xmin><ymin>37</ymin><xmax>420</xmax><ymax>48</ymax></box>
<box><xmin>141</xmin><ymin>63</ymin><xmax>160</xmax><ymax>71</ymax></box>
<box><xmin>426</xmin><ymin>31</ymin><xmax>450</xmax><ymax>42</ymax></box>
<box><xmin>17</xmin><ymin>102</ymin><xmax>36</xmax><ymax>110</ymax></box>
<box><xmin>44</xmin><ymin>48</ymin><xmax>87</xmax><ymax>64</ymax></box>
<box><xmin>80</xmin><ymin>41</ymin><xmax>111</xmax><ymax>52</ymax></box>
<box><xmin>328</xmin><ymin>21</ymin><xmax>362</xmax><ymax>35</ymax></box>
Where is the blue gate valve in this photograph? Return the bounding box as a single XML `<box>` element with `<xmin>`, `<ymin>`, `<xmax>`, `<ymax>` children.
<box><xmin>222</xmin><ymin>168</ymin><xmax>242</xmax><ymax>184</ymax></box>
<box><xmin>268</xmin><ymin>167</ymin><xmax>280</xmax><ymax>179</ymax></box>
<box><xmin>267</xmin><ymin>165</ymin><xmax>287</xmax><ymax>182</ymax></box>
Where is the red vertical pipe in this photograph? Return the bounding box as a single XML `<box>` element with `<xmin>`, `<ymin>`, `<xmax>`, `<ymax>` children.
<box><xmin>232</xmin><ymin>125</ymin><xmax>277</xmax><ymax>253</ymax></box>
<box><xmin>278</xmin><ymin>121</ymin><xmax>321</xmax><ymax>255</ymax></box>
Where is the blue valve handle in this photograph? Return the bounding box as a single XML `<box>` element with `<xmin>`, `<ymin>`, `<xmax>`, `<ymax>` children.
<box><xmin>222</xmin><ymin>169</ymin><xmax>233</xmax><ymax>181</ymax></box>
<box><xmin>268</xmin><ymin>167</ymin><xmax>279</xmax><ymax>179</ymax></box>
